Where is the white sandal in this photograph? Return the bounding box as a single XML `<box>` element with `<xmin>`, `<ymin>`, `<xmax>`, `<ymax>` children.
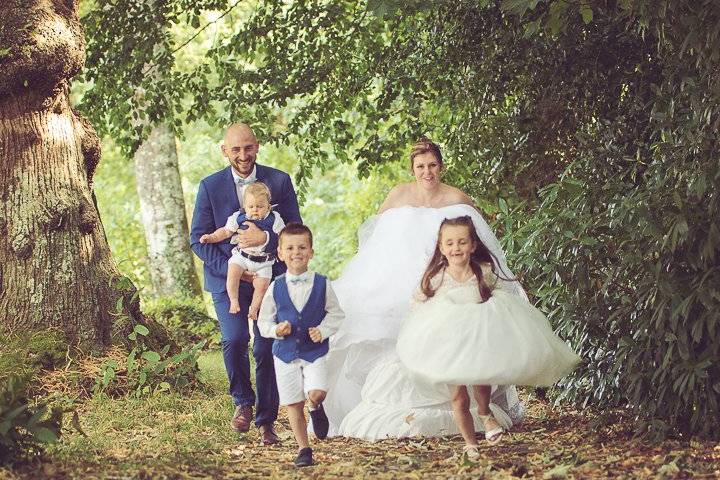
<box><xmin>479</xmin><ymin>414</ymin><xmax>503</xmax><ymax>444</ymax></box>
<box><xmin>462</xmin><ymin>444</ymin><xmax>481</xmax><ymax>460</ymax></box>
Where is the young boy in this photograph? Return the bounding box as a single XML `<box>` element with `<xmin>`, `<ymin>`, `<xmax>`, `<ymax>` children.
<box><xmin>200</xmin><ymin>182</ymin><xmax>284</xmax><ymax>319</ymax></box>
<box><xmin>257</xmin><ymin>223</ymin><xmax>344</xmax><ymax>467</ymax></box>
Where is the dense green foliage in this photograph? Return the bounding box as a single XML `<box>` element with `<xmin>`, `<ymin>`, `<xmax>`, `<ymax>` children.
<box><xmin>94</xmin><ymin>323</ymin><xmax>205</xmax><ymax>398</ymax></box>
<box><xmin>494</xmin><ymin>0</ymin><xmax>720</xmax><ymax>439</ymax></box>
<box><xmin>144</xmin><ymin>296</ymin><xmax>219</xmax><ymax>348</ymax></box>
<box><xmin>0</xmin><ymin>331</ymin><xmax>67</xmax><ymax>463</ymax></box>
<box><xmin>79</xmin><ymin>0</ymin><xmax>231</xmax><ymax>150</ymax></box>
<box><xmin>0</xmin><ymin>376</ymin><xmax>62</xmax><ymax>464</ymax></box>
<box><xmin>80</xmin><ymin>0</ymin><xmax>719</xmax><ymax>438</ymax></box>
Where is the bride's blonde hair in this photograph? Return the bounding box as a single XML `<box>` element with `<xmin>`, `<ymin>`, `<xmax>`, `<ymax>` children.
<box><xmin>420</xmin><ymin>216</ymin><xmax>507</xmax><ymax>302</ymax></box>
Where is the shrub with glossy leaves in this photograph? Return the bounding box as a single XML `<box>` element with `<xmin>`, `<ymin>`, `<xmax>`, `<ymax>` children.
<box><xmin>0</xmin><ymin>375</ymin><xmax>62</xmax><ymax>464</ymax></box>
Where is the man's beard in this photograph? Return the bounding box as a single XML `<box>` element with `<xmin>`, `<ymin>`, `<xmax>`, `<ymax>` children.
<box><xmin>232</xmin><ymin>157</ymin><xmax>255</xmax><ymax>174</ymax></box>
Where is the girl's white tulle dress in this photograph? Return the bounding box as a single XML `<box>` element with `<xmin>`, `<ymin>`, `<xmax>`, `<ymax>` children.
<box><xmin>397</xmin><ymin>267</ymin><xmax>580</xmax><ymax>388</ymax></box>
<box><xmin>324</xmin><ymin>204</ymin><xmax>533</xmax><ymax>441</ymax></box>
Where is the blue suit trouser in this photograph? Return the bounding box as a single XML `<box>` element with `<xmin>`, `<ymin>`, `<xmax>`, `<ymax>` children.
<box><xmin>212</xmin><ymin>283</ymin><xmax>279</xmax><ymax>427</ymax></box>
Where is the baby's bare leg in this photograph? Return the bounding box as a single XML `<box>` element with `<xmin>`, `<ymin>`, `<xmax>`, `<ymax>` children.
<box><xmin>248</xmin><ymin>277</ymin><xmax>271</xmax><ymax>320</ymax></box>
<box><xmin>227</xmin><ymin>264</ymin><xmax>246</xmax><ymax>314</ymax></box>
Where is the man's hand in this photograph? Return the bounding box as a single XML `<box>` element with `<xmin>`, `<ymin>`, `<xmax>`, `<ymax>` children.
<box><xmin>276</xmin><ymin>321</ymin><xmax>292</xmax><ymax>337</ymax></box>
<box><xmin>236</xmin><ymin>222</ymin><xmax>267</xmax><ymax>249</ymax></box>
<box><xmin>240</xmin><ymin>270</ymin><xmax>257</xmax><ymax>284</ymax></box>
<box><xmin>308</xmin><ymin>327</ymin><xmax>323</xmax><ymax>343</ymax></box>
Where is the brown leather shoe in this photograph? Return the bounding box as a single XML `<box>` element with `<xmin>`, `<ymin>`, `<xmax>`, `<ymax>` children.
<box><xmin>259</xmin><ymin>424</ymin><xmax>281</xmax><ymax>445</ymax></box>
<box><xmin>231</xmin><ymin>406</ymin><xmax>253</xmax><ymax>433</ymax></box>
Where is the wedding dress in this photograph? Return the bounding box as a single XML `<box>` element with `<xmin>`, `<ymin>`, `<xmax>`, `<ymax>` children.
<box><xmin>323</xmin><ymin>204</ymin><xmax>527</xmax><ymax>440</ymax></box>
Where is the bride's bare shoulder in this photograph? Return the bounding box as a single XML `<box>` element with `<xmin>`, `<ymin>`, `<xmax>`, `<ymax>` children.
<box><xmin>441</xmin><ymin>184</ymin><xmax>476</xmax><ymax>207</ymax></box>
<box><xmin>378</xmin><ymin>183</ymin><xmax>414</xmax><ymax>213</ymax></box>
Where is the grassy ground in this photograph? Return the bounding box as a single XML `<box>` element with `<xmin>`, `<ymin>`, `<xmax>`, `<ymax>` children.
<box><xmin>1</xmin><ymin>350</ymin><xmax>718</xmax><ymax>479</ymax></box>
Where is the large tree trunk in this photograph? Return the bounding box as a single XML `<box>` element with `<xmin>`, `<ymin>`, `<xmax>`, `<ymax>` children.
<box><xmin>133</xmin><ymin>122</ymin><xmax>202</xmax><ymax>299</ymax></box>
<box><xmin>0</xmin><ymin>0</ymin><xmax>144</xmax><ymax>350</ymax></box>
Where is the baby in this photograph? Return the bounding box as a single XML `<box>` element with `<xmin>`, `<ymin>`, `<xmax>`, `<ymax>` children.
<box><xmin>200</xmin><ymin>182</ymin><xmax>284</xmax><ymax>319</ymax></box>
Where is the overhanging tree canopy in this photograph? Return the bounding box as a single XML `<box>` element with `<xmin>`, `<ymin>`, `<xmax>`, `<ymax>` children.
<box><xmin>76</xmin><ymin>0</ymin><xmax>720</xmax><ymax>438</ymax></box>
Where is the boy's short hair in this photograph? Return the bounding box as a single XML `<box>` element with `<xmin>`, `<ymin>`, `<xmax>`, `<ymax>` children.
<box><xmin>243</xmin><ymin>182</ymin><xmax>271</xmax><ymax>203</ymax></box>
<box><xmin>279</xmin><ymin>222</ymin><xmax>313</xmax><ymax>247</ymax></box>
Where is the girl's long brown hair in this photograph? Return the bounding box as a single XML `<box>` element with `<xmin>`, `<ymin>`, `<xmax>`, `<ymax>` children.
<box><xmin>420</xmin><ymin>216</ymin><xmax>513</xmax><ymax>303</ymax></box>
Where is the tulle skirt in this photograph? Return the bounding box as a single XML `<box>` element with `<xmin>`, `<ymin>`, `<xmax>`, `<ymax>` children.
<box><xmin>397</xmin><ymin>290</ymin><xmax>580</xmax><ymax>387</ymax></box>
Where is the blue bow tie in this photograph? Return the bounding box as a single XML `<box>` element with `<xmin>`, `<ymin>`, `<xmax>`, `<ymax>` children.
<box><xmin>235</xmin><ymin>176</ymin><xmax>254</xmax><ymax>186</ymax></box>
<box><xmin>288</xmin><ymin>276</ymin><xmax>309</xmax><ymax>285</ymax></box>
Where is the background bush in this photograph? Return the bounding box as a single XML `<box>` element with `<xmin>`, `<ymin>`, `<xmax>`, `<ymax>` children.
<box><xmin>0</xmin><ymin>376</ymin><xmax>62</xmax><ymax>464</ymax></box>
<box><xmin>144</xmin><ymin>296</ymin><xmax>220</xmax><ymax>348</ymax></box>
<box><xmin>0</xmin><ymin>331</ymin><xmax>67</xmax><ymax>463</ymax></box>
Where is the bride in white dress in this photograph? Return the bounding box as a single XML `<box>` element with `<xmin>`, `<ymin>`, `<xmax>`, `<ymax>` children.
<box><xmin>323</xmin><ymin>138</ymin><xmax>526</xmax><ymax>440</ymax></box>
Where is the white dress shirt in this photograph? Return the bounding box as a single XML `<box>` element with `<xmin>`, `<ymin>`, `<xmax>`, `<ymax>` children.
<box><xmin>231</xmin><ymin>165</ymin><xmax>257</xmax><ymax>206</ymax></box>
<box><xmin>257</xmin><ymin>271</ymin><xmax>344</xmax><ymax>341</ymax></box>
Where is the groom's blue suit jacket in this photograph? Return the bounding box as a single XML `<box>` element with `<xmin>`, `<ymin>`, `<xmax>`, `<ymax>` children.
<box><xmin>190</xmin><ymin>164</ymin><xmax>302</xmax><ymax>293</ymax></box>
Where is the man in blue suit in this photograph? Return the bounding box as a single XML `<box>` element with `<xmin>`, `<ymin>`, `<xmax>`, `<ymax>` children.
<box><xmin>190</xmin><ymin>123</ymin><xmax>302</xmax><ymax>445</ymax></box>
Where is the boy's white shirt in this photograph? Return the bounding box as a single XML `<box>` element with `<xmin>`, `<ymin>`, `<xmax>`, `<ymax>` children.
<box><xmin>257</xmin><ymin>270</ymin><xmax>344</xmax><ymax>342</ymax></box>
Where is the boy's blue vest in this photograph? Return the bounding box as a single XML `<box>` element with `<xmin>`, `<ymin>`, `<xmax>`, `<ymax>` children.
<box><xmin>272</xmin><ymin>274</ymin><xmax>329</xmax><ymax>363</ymax></box>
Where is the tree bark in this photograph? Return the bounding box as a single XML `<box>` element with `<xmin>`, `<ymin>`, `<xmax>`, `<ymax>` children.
<box><xmin>0</xmin><ymin>0</ymin><xmax>146</xmax><ymax>350</ymax></box>
<box><xmin>133</xmin><ymin>122</ymin><xmax>202</xmax><ymax>299</ymax></box>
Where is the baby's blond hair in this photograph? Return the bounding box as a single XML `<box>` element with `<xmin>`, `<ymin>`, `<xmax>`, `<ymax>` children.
<box><xmin>243</xmin><ymin>182</ymin><xmax>271</xmax><ymax>204</ymax></box>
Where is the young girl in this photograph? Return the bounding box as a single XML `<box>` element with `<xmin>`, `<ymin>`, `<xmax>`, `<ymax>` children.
<box><xmin>396</xmin><ymin>216</ymin><xmax>580</xmax><ymax>458</ymax></box>
<box><xmin>200</xmin><ymin>182</ymin><xmax>285</xmax><ymax>319</ymax></box>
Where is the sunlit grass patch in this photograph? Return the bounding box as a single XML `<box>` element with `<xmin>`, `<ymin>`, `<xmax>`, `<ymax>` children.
<box><xmin>47</xmin><ymin>350</ymin><xmax>243</xmax><ymax>469</ymax></box>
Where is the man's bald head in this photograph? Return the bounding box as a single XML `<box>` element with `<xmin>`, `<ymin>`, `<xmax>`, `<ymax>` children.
<box><xmin>224</xmin><ymin>123</ymin><xmax>257</xmax><ymax>144</ymax></box>
<box><xmin>222</xmin><ymin>123</ymin><xmax>260</xmax><ymax>177</ymax></box>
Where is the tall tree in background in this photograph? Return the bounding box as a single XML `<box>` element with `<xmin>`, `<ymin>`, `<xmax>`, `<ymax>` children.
<box><xmin>0</xmin><ymin>0</ymin><xmax>144</xmax><ymax>348</ymax></box>
<box><xmin>133</xmin><ymin>122</ymin><xmax>201</xmax><ymax>298</ymax></box>
<box><xmin>79</xmin><ymin>1</ymin><xmax>223</xmax><ymax>298</ymax></box>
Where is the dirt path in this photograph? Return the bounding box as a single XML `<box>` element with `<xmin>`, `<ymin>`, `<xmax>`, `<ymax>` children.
<box><xmin>1</xmin><ymin>352</ymin><xmax>717</xmax><ymax>479</ymax></box>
